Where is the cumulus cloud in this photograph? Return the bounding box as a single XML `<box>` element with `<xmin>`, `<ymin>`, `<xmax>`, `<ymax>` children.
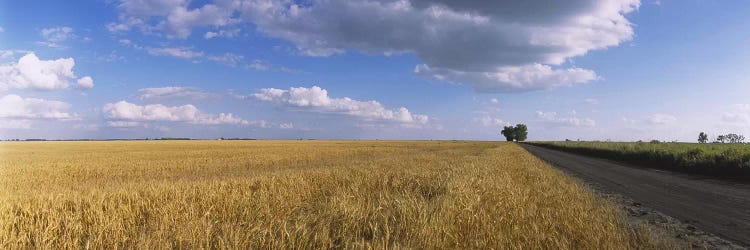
<box><xmin>76</xmin><ymin>76</ymin><xmax>94</xmax><ymax>89</ymax></box>
<box><xmin>165</xmin><ymin>5</ymin><xmax>239</xmax><ymax>38</ymax></box>
<box><xmin>536</xmin><ymin>111</ymin><xmax>595</xmax><ymax>127</ymax></box>
<box><xmin>240</xmin><ymin>0</ymin><xmax>632</xmax><ymax>91</ymax></box>
<box><xmin>645</xmin><ymin>113</ymin><xmax>676</xmax><ymax>125</ymax></box>
<box><xmin>38</xmin><ymin>26</ymin><xmax>74</xmax><ymax>48</ymax></box>
<box><xmin>108</xmin><ymin>0</ymin><xmax>639</xmax><ymax>93</ymax></box>
<box><xmin>0</xmin><ymin>94</ymin><xmax>77</xmax><ymax>120</ymax></box>
<box><xmin>147</xmin><ymin>47</ymin><xmax>204</xmax><ymax>59</ymax></box>
<box><xmin>103</xmin><ymin>101</ymin><xmax>251</xmax><ymax>126</ymax></box>
<box><xmin>252</xmin><ymin>86</ymin><xmax>428</xmax><ymax>124</ymax></box>
<box><xmin>0</xmin><ymin>53</ymin><xmax>82</xmax><ymax>91</ymax></box>
<box><xmin>109</xmin><ymin>0</ymin><xmax>238</xmax><ymax>38</ymax></box>
<box><xmin>138</xmin><ymin>86</ymin><xmax>217</xmax><ymax>101</ymax></box>
<box><xmin>415</xmin><ymin>63</ymin><xmax>599</xmax><ymax>92</ymax></box>
<box><xmin>245</xmin><ymin>0</ymin><xmax>636</xmax><ymax>64</ymax></box>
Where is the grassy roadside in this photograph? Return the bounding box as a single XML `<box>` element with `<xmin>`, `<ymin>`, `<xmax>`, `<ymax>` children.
<box><xmin>1</xmin><ymin>141</ymin><xmax>669</xmax><ymax>248</ymax></box>
<box><xmin>525</xmin><ymin>141</ymin><xmax>750</xmax><ymax>181</ymax></box>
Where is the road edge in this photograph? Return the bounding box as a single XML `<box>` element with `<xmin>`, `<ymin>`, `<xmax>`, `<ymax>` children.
<box><xmin>519</xmin><ymin>143</ymin><xmax>747</xmax><ymax>250</ymax></box>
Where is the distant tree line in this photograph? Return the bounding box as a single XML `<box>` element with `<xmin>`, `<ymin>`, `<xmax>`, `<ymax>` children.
<box><xmin>698</xmin><ymin>132</ymin><xmax>745</xmax><ymax>144</ymax></box>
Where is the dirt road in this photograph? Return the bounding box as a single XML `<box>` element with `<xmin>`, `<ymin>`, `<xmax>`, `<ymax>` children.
<box><xmin>520</xmin><ymin>143</ymin><xmax>750</xmax><ymax>247</ymax></box>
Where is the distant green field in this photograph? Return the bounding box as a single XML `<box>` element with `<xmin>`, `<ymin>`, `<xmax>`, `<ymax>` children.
<box><xmin>526</xmin><ymin>141</ymin><xmax>750</xmax><ymax>180</ymax></box>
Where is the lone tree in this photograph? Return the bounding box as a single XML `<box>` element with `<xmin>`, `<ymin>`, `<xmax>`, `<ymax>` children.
<box><xmin>501</xmin><ymin>126</ymin><xmax>515</xmax><ymax>141</ymax></box>
<box><xmin>514</xmin><ymin>124</ymin><xmax>528</xmax><ymax>141</ymax></box>
<box><xmin>698</xmin><ymin>132</ymin><xmax>708</xmax><ymax>143</ymax></box>
<box><xmin>501</xmin><ymin>124</ymin><xmax>528</xmax><ymax>142</ymax></box>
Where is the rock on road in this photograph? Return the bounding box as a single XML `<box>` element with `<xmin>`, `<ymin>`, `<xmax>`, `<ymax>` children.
<box><xmin>520</xmin><ymin>143</ymin><xmax>750</xmax><ymax>247</ymax></box>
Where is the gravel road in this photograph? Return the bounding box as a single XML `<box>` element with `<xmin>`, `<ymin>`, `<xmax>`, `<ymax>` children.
<box><xmin>520</xmin><ymin>143</ymin><xmax>750</xmax><ymax>247</ymax></box>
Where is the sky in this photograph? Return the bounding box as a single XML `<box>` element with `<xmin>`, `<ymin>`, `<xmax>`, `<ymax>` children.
<box><xmin>1</xmin><ymin>0</ymin><xmax>749</xmax><ymax>141</ymax></box>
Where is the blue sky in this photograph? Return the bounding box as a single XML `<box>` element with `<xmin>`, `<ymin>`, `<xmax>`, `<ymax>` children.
<box><xmin>1</xmin><ymin>0</ymin><xmax>749</xmax><ymax>141</ymax></box>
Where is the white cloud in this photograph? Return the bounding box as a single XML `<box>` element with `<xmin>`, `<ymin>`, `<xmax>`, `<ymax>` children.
<box><xmin>147</xmin><ymin>47</ymin><xmax>204</xmax><ymax>59</ymax></box>
<box><xmin>0</xmin><ymin>26</ymin><xmax>4</xmax><ymax>32</ymax></box>
<box><xmin>0</xmin><ymin>50</ymin><xmax>33</xmax><ymax>60</ymax></box>
<box><xmin>73</xmin><ymin>123</ymin><xmax>100</xmax><ymax>131</ymax></box>
<box><xmin>204</xmin><ymin>32</ymin><xmax>219</xmax><ymax>39</ymax></box>
<box><xmin>146</xmin><ymin>47</ymin><xmax>245</xmax><ymax>67</ymax></box>
<box><xmin>138</xmin><ymin>86</ymin><xmax>217</xmax><ymax>101</ymax></box>
<box><xmin>477</xmin><ymin>116</ymin><xmax>508</xmax><ymax>127</ymax></box>
<box><xmin>490</xmin><ymin>98</ymin><xmax>499</xmax><ymax>104</ymax></box>
<box><xmin>103</xmin><ymin>101</ymin><xmax>251</xmax><ymax>126</ymax></box>
<box><xmin>279</xmin><ymin>122</ymin><xmax>294</xmax><ymax>129</ymax></box>
<box><xmin>279</xmin><ymin>67</ymin><xmax>303</xmax><ymax>74</ymax></box>
<box><xmin>621</xmin><ymin>116</ymin><xmax>636</xmax><ymax>125</ymax></box>
<box><xmin>163</xmin><ymin>3</ymin><xmax>239</xmax><ymax>39</ymax></box>
<box><xmin>722</xmin><ymin>104</ymin><xmax>750</xmax><ymax>124</ymax></box>
<box><xmin>241</xmin><ymin>0</ymin><xmax>634</xmax><ymax>92</ymax></box>
<box><xmin>645</xmin><ymin>113</ymin><xmax>676</xmax><ymax>125</ymax></box>
<box><xmin>107</xmin><ymin>121</ymin><xmax>142</xmax><ymax>128</ymax></box>
<box><xmin>109</xmin><ymin>0</ymin><xmax>639</xmax><ymax>93</ymax></box>
<box><xmin>0</xmin><ymin>94</ymin><xmax>77</xmax><ymax>120</ymax></box>
<box><xmin>0</xmin><ymin>51</ymin><xmax>12</xmax><ymax>60</ymax></box>
<box><xmin>246</xmin><ymin>60</ymin><xmax>270</xmax><ymax>71</ymax></box>
<box><xmin>76</xmin><ymin>76</ymin><xmax>94</xmax><ymax>89</ymax></box>
<box><xmin>117</xmin><ymin>0</ymin><xmax>186</xmax><ymax>16</ymax></box>
<box><xmin>109</xmin><ymin>0</ymin><xmax>238</xmax><ymax>38</ymax></box>
<box><xmin>0</xmin><ymin>53</ymin><xmax>81</xmax><ymax>91</ymax></box>
<box><xmin>584</xmin><ymin>98</ymin><xmax>599</xmax><ymax>105</ymax></box>
<box><xmin>536</xmin><ymin>111</ymin><xmax>596</xmax><ymax>127</ymax></box>
<box><xmin>206</xmin><ymin>53</ymin><xmax>244</xmax><ymax>66</ymax></box>
<box><xmin>38</xmin><ymin>26</ymin><xmax>74</xmax><ymax>48</ymax></box>
<box><xmin>252</xmin><ymin>86</ymin><xmax>429</xmax><ymax>124</ymax></box>
<box><xmin>415</xmin><ymin>63</ymin><xmax>599</xmax><ymax>92</ymax></box>
<box><xmin>0</xmin><ymin>119</ymin><xmax>32</xmax><ymax>129</ymax></box>
<box><xmin>204</xmin><ymin>29</ymin><xmax>240</xmax><ymax>39</ymax></box>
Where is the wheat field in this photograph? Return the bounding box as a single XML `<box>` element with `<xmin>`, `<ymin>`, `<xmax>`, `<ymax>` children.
<box><xmin>0</xmin><ymin>141</ymin><xmax>663</xmax><ymax>249</ymax></box>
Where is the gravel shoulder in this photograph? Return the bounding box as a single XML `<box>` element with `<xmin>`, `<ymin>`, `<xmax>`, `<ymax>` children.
<box><xmin>520</xmin><ymin>143</ymin><xmax>750</xmax><ymax>249</ymax></box>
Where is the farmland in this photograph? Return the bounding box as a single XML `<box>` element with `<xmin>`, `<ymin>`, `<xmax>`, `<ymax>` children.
<box><xmin>0</xmin><ymin>141</ymin><xmax>666</xmax><ymax>248</ymax></box>
<box><xmin>526</xmin><ymin>141</ymin><xmax>750</xmax><ymax>180</ymax></box>
<box><xmin>0</xmin><ymin>141</ymin><xmax>668</xmax><ymax>248</ymax></box>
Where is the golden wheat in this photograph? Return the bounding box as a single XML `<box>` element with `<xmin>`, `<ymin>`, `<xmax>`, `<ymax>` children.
<box><xmin>0</xmin><ymin>141</ymin><xmax>663</xmax><ymax>249</ymax></box>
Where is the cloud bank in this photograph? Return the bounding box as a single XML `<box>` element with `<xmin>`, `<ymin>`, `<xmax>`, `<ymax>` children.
<box><xmin>103</xmin><ymin>101</ymin><xmax>252</xmax><ymax>126</ymax></box>
<box><xmin>252</xmin><ymin>86</ymin><xmax>428</xmax><ymax>124</ymax></box>
<box><xmin>108</xmin><ymin>0</ymin><xmax>640</xmax><ymax>92</ymax></box>
<box><xmin>0</xmin><ymin>94</ymin><xmax>77</xmax><ymax>120</ymax></box>
<box><xmin>536</xmin><ymin>111</ymin><xmax>596</xmax><ymax>127</ymax></box>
